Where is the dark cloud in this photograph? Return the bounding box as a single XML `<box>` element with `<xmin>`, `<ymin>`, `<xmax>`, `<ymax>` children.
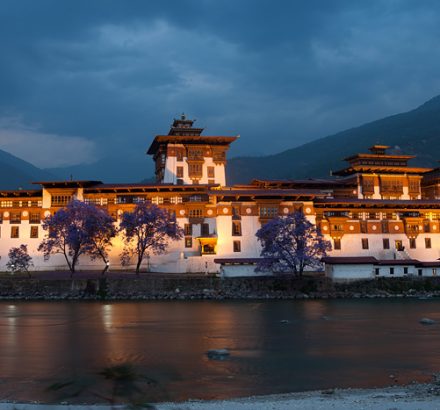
<box><xmin>0</xmin><ymin>0</ymin><xmax>440</xmax><ymax>168</ymax></box>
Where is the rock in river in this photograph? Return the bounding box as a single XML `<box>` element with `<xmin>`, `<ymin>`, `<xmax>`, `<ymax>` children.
<box><xmin>206</xmin><ymin>349</ymin><xmax>230</xmax><ymax>360</ymax></box>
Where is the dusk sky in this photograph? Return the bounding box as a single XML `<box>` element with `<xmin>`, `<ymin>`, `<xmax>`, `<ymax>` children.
<box><xmin>1</xmin><ymin>0</ymin><xmax>440</xmax><ymax>169</ymax></box>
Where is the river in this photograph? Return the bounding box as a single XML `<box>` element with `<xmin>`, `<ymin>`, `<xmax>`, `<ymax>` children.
<box><xmin>1</xmin><ymin>299</ymin><xmax>440</xmax><ymax>404</ymax></box>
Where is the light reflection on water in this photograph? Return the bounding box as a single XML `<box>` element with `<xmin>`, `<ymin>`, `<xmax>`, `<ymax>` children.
<box><xmin>0</xmin><ymin>299</ymin><xmax>440</xmax><ymax>403</ymax></box>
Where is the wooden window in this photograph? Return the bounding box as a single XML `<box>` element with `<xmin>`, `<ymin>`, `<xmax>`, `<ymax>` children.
<box><xmin>381</xmin><ymin>221</ymin><xmax>389</xmax><ymax>233</ymax></box>
<box><xmin>333</xmin><ymin>239</ymin><xmax>341</xmax><ymax>250</ymax></box>
<box><xmin>390</xmin><ymin>267</ymin><xmax>394</xmax><ymax>275</ymax></box>
<box><xmin>424</xmin><ymin>222</ymin><xmax>431</xmax><ymax>233</ymax></box>
<box><xmin>360</xmin><ymin>221</ymin><xmax>368</xmax><ymax>233</ymax></box>
<box><xmin>425</xmin><ymin>238</ymin><xmax>432</xmax><ymax>249</ymax></box>
<box><xmin>383</xmin><ymin>238</ymin><xmax>390</xmax><ymax>249</ymax></box>
<box><xmin>185</xmin><ymin>237</ymin><xmax>192</xmax><ymax>248</ymax></box>
<box><xmin>207</xmin><ymin>166</ymin><xmax>215</xmax><ymax>178</ymax></box>
<box><xmin>188</xmin><ymin>209</ymin><xmax>203</xmax><ymax>218</ymax></box>
<box><xmin>188</xmin><ymin>163</ymin><xmax>203</xmax><ymax>178</ymax></box>
<box><xmin>201</xmin><ymin>223</ymin><xmax>210</xmax><ymax>236</ymax></box>
<box><xmin>418</xmin><ymin>269</ymin><xmax>423</xmax><ymax>277</ymax></box>
<box><xmin>404</xmin><ymin>267</ymin><xmax>408</xmax><ymax>275</ymax></box>
<box><xmin>259</xmin><ymin>207</ymin><xmax>278</xmax><ymax>218</ymax></box>
<box><xmin>30</xmin><ymin>226</ymin><xmax>39</xmax><ymax>238</ymax></box>
<box><xmin>176</xmin><ymin>150</ymin><xmax>183</xmax><ymax>162</ymax></box>
<box><xmin>375</xmin><ymin>268</ymin><xmax>380</xmax><ymax>276</ymax></box>
<box><xmin>51</xmin><ymin>195</ymin><xmax>71</xmax><ymax>206</ymax></box>
<box><xmin>233</xmin><ymin>240</ymin><xmax>241</xmax><ymax>252</ymax></box>
<box><xmin>176</xmin><ymin>166</ymin><xmax>184</xmax><ymax>178</ymax></box>
<box><xmin>361</xmin><ymin>238</ymin><xmax>369</xmax><ymax>250</ymax></box>
<box><xmin>332</xmin><ymin>224</ymin><xmax>343</xmax><ymax>231</ymax></box>
<box><xmin>184</xmin><ymin>224</ymin><xmax>192</xmax><ymax>236</ymax></box>
<box><xmin>232</xmin><ymin>221</ymin><xmax>242</xmax><ymax>236</ymax></box>
<box><xmin>409</xmin><ymin>238</ymin><xmax>416</xmax><ymax>249</ymax></box>
<box><xmin>1</xmin><ymin>201</ymin><xmax>12</xmax><ymax>208</ymax></box>
<box><xmin>10</xmin><ymin>212</ymin><xmax>21</xmax><ymax>224</ymax></box>
<box><xmin>29</xmin><ymin>212</ymin><xmax>40</xmax><ymax>224</ymax></box>
<box><xmin>11</xmin><ymin>226</ymin><xmax>19</xmax><ymax>238</ymax></box>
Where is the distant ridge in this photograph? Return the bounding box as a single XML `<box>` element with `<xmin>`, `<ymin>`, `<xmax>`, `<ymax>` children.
<box><xmin>227</xmin><ymin>95</ymin><xmax>440</xmax><ymax>184</ymax></box>
<box><xmin>0</xmin><ymin>149</ymin><xmax>56</xmax><ymax>189</ymax></box>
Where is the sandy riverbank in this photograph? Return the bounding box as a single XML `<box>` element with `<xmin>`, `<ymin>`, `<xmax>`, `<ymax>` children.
<box><xmin>2</xmin><ymin>382</ymin><xmax>440</xmax><ymax>410</ymax></box>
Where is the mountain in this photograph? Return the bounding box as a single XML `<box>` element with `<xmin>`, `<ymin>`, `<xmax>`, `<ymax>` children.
<box><xmin>227</xmin><ymin>95</ymin><xmax>440</xmax><ymax>184</ymax></box>
<box><xmin>47</xmin><ymin>153</ymin><xmax>153</xmax><ymax>183</ymax></box>
<box><xmin>0</xmin><ymin>149</ymin><xmax>56</xmax><ymax>190</ymax></box>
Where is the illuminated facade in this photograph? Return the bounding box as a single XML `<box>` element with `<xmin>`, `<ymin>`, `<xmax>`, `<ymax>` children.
<box><xmin>0</xmin><ymin>116</ymin><xmax>440</xmax><ymax>278</ymax></box>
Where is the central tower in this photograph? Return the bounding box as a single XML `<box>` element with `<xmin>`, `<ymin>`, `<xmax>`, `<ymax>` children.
<box><xmin>147</xmin><ymin>114</ymin><xmax>238</xmax><ymax>186</ymax></box>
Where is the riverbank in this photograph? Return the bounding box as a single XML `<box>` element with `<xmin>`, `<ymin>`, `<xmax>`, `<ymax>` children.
<box><xmin>1</xmin><ymin>382</ymin><xmax>440</xmax><ymax>409</ymax></box>
<box><xmin>1</xmin><ymin>273</ymin><xmax>440</xmax><ymax>300</ymax></box>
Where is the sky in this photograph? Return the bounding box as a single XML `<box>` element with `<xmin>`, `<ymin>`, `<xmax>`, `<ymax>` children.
<box><xmin>1</xmin><ymin>0</ymin><xmax>440</xmax><ymax>169</ymax></box>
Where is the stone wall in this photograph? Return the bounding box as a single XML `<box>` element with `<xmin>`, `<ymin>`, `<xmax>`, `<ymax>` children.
<box><xmin>1</xmin><ymin>275</ymin><xmax>440</xmax><ymax>300</ymax></box>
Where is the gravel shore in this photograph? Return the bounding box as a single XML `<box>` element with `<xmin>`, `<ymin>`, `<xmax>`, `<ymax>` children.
<box><xmin>2</xmin><ymin>383</ymin><xmax>440</xmax><ymax>410</ymax></box>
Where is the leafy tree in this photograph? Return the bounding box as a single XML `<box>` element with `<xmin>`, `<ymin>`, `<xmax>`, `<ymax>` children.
<box><xmin>83</xmin><ymin>206</ymin><xmax>117</xmax><ymax>274</ymax></box>
<box><xmin>38</xmin><ymin>200</ymin><xmax>116</xmax><ymax>275</ymax></box>
<box><xmin>6</xmin><ymin>244</ymin><xmax>33</xmax><ymax>276</ymax></box>
<box><xmin>119</xmin><ymin>202</ymin><xmax>184</xmax><ymax>273</ymax></box>
<box><xmin>256</xmin><ymin>210</ymin><xmax>331</xmax><ymax>276</ymax></box>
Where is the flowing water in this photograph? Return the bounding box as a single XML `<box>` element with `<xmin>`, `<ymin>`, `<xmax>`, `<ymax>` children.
<box><xmin>1</xmin><ymin>299</ymin><xmax>440</xmax><ymax>403</ymax></box>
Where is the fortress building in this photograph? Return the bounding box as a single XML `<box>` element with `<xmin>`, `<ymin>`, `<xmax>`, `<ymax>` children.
<box><xmin>1</xmin><ymin>116</ymin><xmax>440</xmax><ymax>279</ymax></box>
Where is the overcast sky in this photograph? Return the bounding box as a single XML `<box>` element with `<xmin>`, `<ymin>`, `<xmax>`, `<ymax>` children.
<box><xmin>1</xmin><ymin>0</ymin><xmax>440</xmax><ymax>168</ymax></box>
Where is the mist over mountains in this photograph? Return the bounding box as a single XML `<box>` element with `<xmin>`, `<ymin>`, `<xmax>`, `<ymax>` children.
<box><xmin>1</xmin><ymin>95</ymin><xmax>440</xmax><ymax>189</ymax></box>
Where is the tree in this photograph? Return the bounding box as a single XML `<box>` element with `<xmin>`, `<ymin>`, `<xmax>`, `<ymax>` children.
<box><xmin>119</xmin><ymin>202</ymin><xmax>184</xmax><ymax>273</ymax></box>
<box><xmin>83</xmin><ymin>206</ymin><xmax>117</xmax><ymax>274</ymax></box>
<box><xmin>256</xmin><ymin>211</ymin><xmax>331</xmax><ymax>276</ymax></box>
<box><xmin>7</xmin><ymin>244</ymin><xmax>33</xmax><ymax>276</ymax></box>
<box><xmin>38</xmin><ymin>200</ymin><xmax>116</xmax><ymax>275</ymax></box>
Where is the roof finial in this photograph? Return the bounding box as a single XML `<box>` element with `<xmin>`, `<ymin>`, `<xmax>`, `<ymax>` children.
<box><xmin>181</xmin><ymin>112</ymin><xmax>186</xmax><ymax>120</ymax></box>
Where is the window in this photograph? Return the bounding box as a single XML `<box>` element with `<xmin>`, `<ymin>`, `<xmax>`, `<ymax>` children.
<box><xmin>207</xmin><ymin>166</ymin><xmax>215</xmax><ymax>178</ymax></box>
<box><xmin>433</xmin><ymin>268</ymin><xmax>437</xmax><ymax>277</ymax></box>
<box><xmin>189</xmin><ymin>209</ymin><xmax>203</xmax><ymax>218</ymax></box>
<box><xmin>424</xmin><ymin>223</ymin><xmax>431</xmax><ymax>233</ymax></box>
<box><xmin>332</xmin><ymin>224</ymin><xmax>343</xmax><ymax>231</ymax></box>
<box><xmin>232</xmin><ymin>221</ymin><xmax>242</xmax><ymax>236</ymax></box>
<box><xmin>1</xmin><ymin>200</ymin><xmax>12</xmax><ymax>208</ymax></box>
<box><xmin>51</xmin><ymin>195</ymin><xmax>71</xmax><ymax>206</ymax></box>
<box><xmin>259</xmin><ymin>207</ymin><xmax>278</xmax><ymax>218</ymax></box>
<box><xmin>185</xmin><ymin>237</ymin><xmax>192</xmax><ymax>248</ymax></box>
<box><xmin>176</xmin><ymin>166</ymin><xmax>184</xmax><ymax>178</ymax></box>
<box><xmin>383</xmin><ymin>238</ymin><xmax>390</xmax><ymax>249</ymax></box>
<box><xmin>184</xmin><ymin>224</ymin><xmax>192</xmax><ymax>236</ymax></box>
<box><xmin>334</xmin><ymin>239</ymin><xmax>341</xmax><ymax>250</ymax></box>
<box><xmin>375</xmin><ymin>268</ymin><xmax>380</xmax><ymax>276</ymax></box>
<box><xmin>170</xmin><ymin>196</ymin><xmax>183</xmax><ymax>204</ymax></box>
<box><xmin>0</xmin><ymin>213</ymin><xmax>2</xmax><ymax>224</ymax></box>
<box><xmin>390</xmin><ymin>267</ymin><xmax>394</xmax><ymax>275</ymax></box>
<box><xmin>151</xmin><ymin>197</ymin><xmax>164</xmax><ymax>205</ymax></box>
<box><xmin>360</xmin><ymin>221</ymin><xmax>368</xmax><ymax>233</ymax></box>
<box><xmin>177</xmin><ymin>179</ymin><xmax>184</xmax><ymax>185</ymax></box>
<box><xmin>10</xmin><ymin>212</ymin><xmax>21</xmax><ymax>224</ymax></box>
<box><xmin>11</xmin><ymin>226</ymin><xmax>19</xmax><ymax>238</ymax></box>
<box><xmin>361</xmin><ymin>238</ymin><xmax>369</xmax><ymax>250</ymax></box>
<box><xmin>381</xmin><ymin>221</ymin><xmax>389</xmax><ymax>233</ymax></box>
<box><xmin>188</xmin><ymin>163</ymin><xmax>203</xmax><ymax>178</ymax></box>
<box><xmin>233</xmin><ymin>240</ymin><xmax>241</xmax><ymax>252</ymax></box>
<box><xmin>201</xmin><ymin>223</ymin><xmax>210</xmax><ymax>236</ymax></box>
<box><xmin>418</xmin><ymin>269</ymin><xmax>423</xmax><ymax>277</ymax></box>
<box><xmin>404</xmin><ymin>267</ymin><xmax>408</xmax><ymax>275</ymax></box>
<box><xmin>189</xmin><ymin>195</ymin><xmax>202</xmax><ymax>202</ymax></box>
<box><xmin>176</xmin><ymin>150</ymin><xmax>183</xmax><ymax>161</ymax></box>
<box><xmin>30</xmin><ymin>226</ymin><xmax>38</xmax><ymax>238</ymax></box>
<box><xmin>409</xmin><ymin>238</ymin><xmax>416</xmax><ymax>249</ymax></box>
<box><xmin>29</xmin><ymin>212</ymin><xmax>40</xmax><ymax>224</ymax></box>
<box><xmin>425</xmin><ymin>238</ymin><xmax>432</xmax><ymax>249</ymax></box>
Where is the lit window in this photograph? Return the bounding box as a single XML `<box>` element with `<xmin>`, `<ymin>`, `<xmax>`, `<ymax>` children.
<box><xmin>30</xmin><ymin>226</ymin><xmax>39</xmax><ymax>238</ymax></box>
<box><xmin>233</xmin><ymin>240</ymin><xmax>241</xmax><ymax>252</ymax></box>
<box><xmin>11</xmin><ymin>226</ymin><xmax>19</xmax><ymax>238</ymax></box>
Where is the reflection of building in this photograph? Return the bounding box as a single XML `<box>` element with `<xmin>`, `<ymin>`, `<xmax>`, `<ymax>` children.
<box><xmin>1</xmin><ymin>116</ymin><xmax>440</xmax><ymax>278</ymax></box>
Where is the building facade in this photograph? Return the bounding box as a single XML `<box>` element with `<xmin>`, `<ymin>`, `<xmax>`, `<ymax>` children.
<box><xmin>0</xmin><ymin>116</ymin><xmax>440</xmax><ymax>278</ymax></box>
